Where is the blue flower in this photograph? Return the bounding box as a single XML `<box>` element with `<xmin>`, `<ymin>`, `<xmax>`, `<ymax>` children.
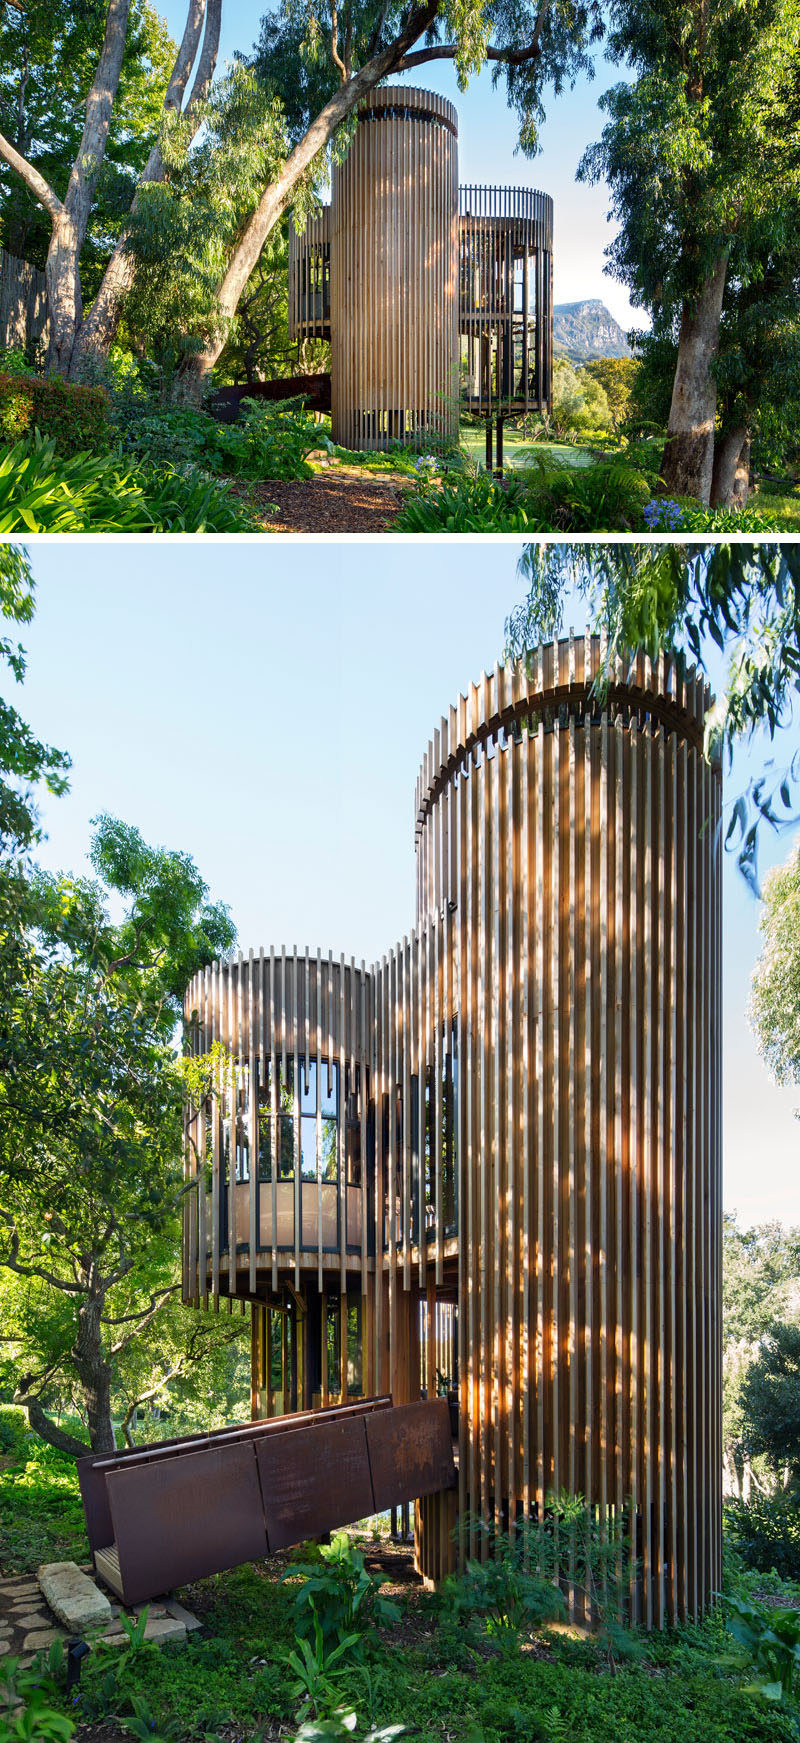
<box><xmin>643</xmin><ymin>497</ymin><xmax>683</xmax><ymax>531</ymax></box>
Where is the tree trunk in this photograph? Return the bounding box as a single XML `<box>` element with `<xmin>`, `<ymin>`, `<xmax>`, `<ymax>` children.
<box><xmin>71</xmin><ymin>1288</ymin><xmax>117</xmax><ymax>1453</ymax></box>
<box><xmin>660</xmin><ymin>252</ymin><xmax>729</xmax><ymax>505</ymax></box>
<box><xmin>70</xmin><ymin>0</ymin><xmax>221</xmax><ymax>376</ymax></box>
<box><xmin>46</xmin><ymin>211</ymin><xmax>84</xmax><ymax>374</ymax></box>
<box><xmin>710</xmin><ymin>427</ymin><xmax>750</xmax><ymax>508</ymax></box>
<box><xmin>42</xmin><ymin>0</ymin><xmax>133</xmax><ymax>375</ymax></box>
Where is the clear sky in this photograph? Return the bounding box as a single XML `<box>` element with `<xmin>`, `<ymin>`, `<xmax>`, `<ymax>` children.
<box><xmin>14</xmin><ymin>540</ymin><xmax>799</xmax><ymax>1232</ymax></box>
<box><xmin>157</xmin><ymin>0</ymin><xmax>643</xmax><ymax>334</ymax></box>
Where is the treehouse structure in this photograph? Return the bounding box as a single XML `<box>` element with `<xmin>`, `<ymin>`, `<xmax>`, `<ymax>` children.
<box><xmin>288</xmin><ymin>85</ymin><xmax>553</xmax><ymax>452</ymax></box>
<box><xmin>183</xmin><ymin>637</ymin><xmax>722</xmax><ymax>1625</ymax></box>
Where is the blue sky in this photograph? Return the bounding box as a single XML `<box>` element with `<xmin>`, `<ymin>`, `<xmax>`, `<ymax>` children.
<box><xmin>16</xmin><ymin>541</ymin><xmax>799</xmax><ymax>1230</ymax></box>
<box><xmin>157</xmin><ymin>0</ymin><xmax>642</xmax><ymax>333</ymax></box>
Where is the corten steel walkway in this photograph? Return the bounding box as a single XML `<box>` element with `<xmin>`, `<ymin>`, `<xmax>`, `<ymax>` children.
<box><xmin>78</xmin><ymin>1397</ymin><xmax>455</xmax><ymax>1607</ymax></box>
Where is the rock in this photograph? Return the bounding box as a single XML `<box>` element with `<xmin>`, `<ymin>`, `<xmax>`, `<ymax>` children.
<box><xmin>22</xmin><ymin>1629</ymin><xmax>62</xmax><ymax>1650</ymax></box>
<box><xmin>163</xmin><ymin>1600</ymin><xmax>202</xmax><ymax>1633</ymax></box>
<box><xmin>142</xmin><ymin>1617</ymin><xmax>186</xmax><ymax>1644</ymax></box>
<box><xmin>0</xmin><ymin>1641</ymin><xmax>9</xmax><ymax>1656</ymax></box>
<box><xmin>37</xmin><ymin>1563</ymin><xmax>111</xmax><ymax>1632</ymax></box>
<box><xmin>14</xmin><ymin>1614</ymin><xmax>49</xmax><ymax>1629</ymax></box>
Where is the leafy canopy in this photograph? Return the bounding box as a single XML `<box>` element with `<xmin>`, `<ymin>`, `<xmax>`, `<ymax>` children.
<box><xmin>507</xmin><ymin>543</ymin><xmax>800</xmax><ymax>889</ymax></box>
<box><xmin>750</xmin><ymin>839</ymin><xmax>800</xmax><ymax>1088</ymax></box>
<box><xmin>0</xmin><ymin>546</ymin><xmax>70</xmax><ymax>851</ymax></box>
<box><xmin>0</xmin><ymin>0</ymin><xmax>176</xmax><ymax>291</ymax></box>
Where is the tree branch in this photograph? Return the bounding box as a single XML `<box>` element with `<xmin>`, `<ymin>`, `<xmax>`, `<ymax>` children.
<box><xmin>14</xmin><ymin>1387</ymin><xmax>89</xmax><ymax>1460</ymax></box>
<box><xmin>395</xmin><ymin>35</ymin><xmax>547</xmax><ymax>71</ymax></box>
<box><xmin>103</xmin><ymin>1285</ymin><xmax>177</xmax><ymax>1328</ymax></box>
<box><xmin>109</xmin><ymin>1285</ymin><xmax>178</xmax><ymax>1356</ymax></box>
<box><xmin>0</xmin><ymin>129</ymin><xmax>62</xmax><ymax>219</ymax></box>
<box><xmin>0</xmin><ymin>1212</ymin><xmax>83</xmax><ymax>1294</ymax></box>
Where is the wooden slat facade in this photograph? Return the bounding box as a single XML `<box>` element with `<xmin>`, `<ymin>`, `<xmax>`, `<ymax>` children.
<box><xmin>288</xmin><ymin>89</ymin><xmax>553</xmax><ymax>442</ymax></box>
<box><xmin>184</xmin><ymin>637</ymin><xmax>722</xmax><ymax>1622</ymax></box>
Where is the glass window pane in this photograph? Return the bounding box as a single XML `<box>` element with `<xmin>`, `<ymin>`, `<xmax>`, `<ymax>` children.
<box><xmin>321</xmin><ymin>1061</ymin><xmax>338</xmax><ymax>1118</ymax></box>
<box><xmin>321</xmin><ymin>1117</ymin><xmax>338</xmax><ymax>1181</ymax></box>
<box><xmin>278</xmin><ymin>1114</ymin><xmax>294</xmax><ymax>1180</ymax></box>
<box><xmin>300</xmin><ymin>1061</ymin><xmax>317</xmax><ymax>1114</ymax></box>
<box><xmin>300</xmin><ymin>1114</ymin><xmax>317</xmax><ymax>1181</ymax></box>
<box><xmin>279</xmin><ymin>1060</ymin><xmax>294</xmax><ymax>1115</ymax></box>
<box><xmin>258</xmin><ymin>1111</ymin><xmax>272</xmax><ymax>1182</ymax></box>
<box><xmin>347</xmin><ymin>1122</ymin><xmax>362</xmax><ymax>1188</ymax></box>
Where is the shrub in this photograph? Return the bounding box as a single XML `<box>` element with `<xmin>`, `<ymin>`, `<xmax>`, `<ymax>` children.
<box><xmin>0</xmin><ymin>433</ymin><xmax>254</xmax><ymax>532</ymax></box>
<box><xmin>0</xmin><ymin>371</ymin><xmax>109</xmax><ymax>456</ymax></box>
<box><xmin>0</xmin><ymin>1645</ymin><xmax>74</xmax><ymax>1743</ymax></box>
<box><xmin>726</xmin><ymin>1595</ymin><xmax>800</xmax><ymax>1703</ymax></box>
<box><xmin>116</xmin><ymin>396</ymin><xmax>321</xmax><ymax>481</ymax></box>
<box><xmin>284</xmin><ymin>1534</ymin><xmax>401</xmax><ymax>1658</ymax></box>
<box><xmin>726</xmin><ymin>1494</ymin><xmax>800</xmax><ymax>1581</ymax></box>
<box><xmin>396</xmin><ymin>473</ymin><xmax>548</xmax><ymax>532</ymax></box>
<box><xmin>521</xmin><ymin>458</ymin><xmax>651</xmax><ymax>531</ymax></box>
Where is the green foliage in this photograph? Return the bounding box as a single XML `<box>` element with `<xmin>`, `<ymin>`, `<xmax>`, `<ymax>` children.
<box><xmin>0</xmin><ymin>2</ymin><xmax>176</xmax><ymax>292</ymax></box>
<box><xmin>442</xmin><ymin>1549</ymin><xmax>566</xmax><ymax>1643</ymax></box>
<box><xmin>397</xmin><ymin>458</ymin><xmax>650</xmax><ymax>532</ymax></box>
<box><xmin>0</xmin><ymin>1433</ymin><xmax>88</xmax><ymax>1571</ymax></box>
<box><xmin>520</xmin><ymin>459</ymin><xmax>650</xmax><ymax>531</ymax></box>
<box><xmin>0</xmin><ymin>1646</ymin><xmax>73</xmax><ymax>1743</ymax></box>
<box><xmin>0</xmin><ymin>372</ymin><xmax>109</xmax><ymax>457</ymax></box>
<box><xmin>395</xmin><ymin>472</ymin><xmax>540</xmax><ymax>533</ymax></box>
<box><xmin>507</xmin><ymin>543</ymin><xmax>800</xmax><ymax>882</ymax></box>
<box><xmin>550</xmin><ymin>358</ymin><xmax>612</xmax><ymax>439</ymax></box>
<box><xmin>726</xmin><ymin>1595</ymin><xmax>800</xmax><ymax>1703</ymax></box>
<box><xmin>750</xmin><ymin>842</ymin><xmax>800</xmax><ymax>1088</ymax></box>
<box><xmin>0</xmin><ymin>547</ymin><xmax>70</xmax><ymax>851</ymax></box>
<box><xmin>288</xmin><ymin>1618</ymin><xmax>365</xmax><ymax>1724</ymax></box>
<box><xmin>116</xmin><ymin>396</ymin><xmax>321</xmax><ymax>482</ymax></box>
<box><xmin>727</xmin><ymin>1494</ymin><xmax>800</xmax><ymax>1582</ymax></box>
<box><xmin>284</xmin><ymin>1533</ymin><xmax>401</xmax><ymax>1657</ymax></box>
<box><xmin>0</xmin><ymin>432</ymin><xmax>254</xmax><ymax>531</ymax></box>
<box><xmin>582</xmin><ymin>359</ymin><xmax>640</xmax><ymax>434</ymax></box>
<box><xmin>0</xmin><ymin>809</ymin><xmax>238</xmax><ymax>1455</ymax></box>
<box><xmin>122</xmin><ymin>62</ymin><xmax>297</xmax><ymax>371</ymax></box>
<box><xmin>739</xmin><ymin>1324</ymin><xmax>800</xmax><ymax>1482</ymax></box>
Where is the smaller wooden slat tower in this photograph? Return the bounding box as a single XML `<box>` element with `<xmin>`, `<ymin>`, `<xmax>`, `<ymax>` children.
<box><xmin>458</xmin><ymin>186</ymin><xmax>553</xmax><ymax>418</ymax></box>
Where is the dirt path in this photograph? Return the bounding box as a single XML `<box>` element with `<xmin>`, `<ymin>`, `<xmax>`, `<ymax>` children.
<box><xmin>245</xmin><ymin>467</ymin><xmax>410</xmax><ymax>533</ymax></box>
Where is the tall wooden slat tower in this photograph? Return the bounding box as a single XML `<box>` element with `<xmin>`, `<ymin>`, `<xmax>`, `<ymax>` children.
<box><xmin>184</xmin><ymin>637</ymin><xmax>722</xmax><ymax>1624</ymax></box>
<box><xmin>288</xmin><ymin>86</ymin><xmax>554</xmax><ymax>446</ymax></box>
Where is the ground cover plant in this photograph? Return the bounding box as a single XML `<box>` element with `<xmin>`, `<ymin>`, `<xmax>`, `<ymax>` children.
<box><xmin>2</xmin><ymin>1439</ymin><xmax>800</xmax><ymax>1743</ymax></box>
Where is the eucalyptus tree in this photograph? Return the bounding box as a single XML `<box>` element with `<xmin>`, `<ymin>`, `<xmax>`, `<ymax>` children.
<box><xmin>580</xmin><ymin>0</ymin><xmax>800</xmax><ymax>504</ymax></box>
<box><xmin>0</xmin><ymin>2</ymin><xmax>174</xmax><ymax>301</ymax></box>
<box><xmin>0</xmin><ymin>0</ymin><xmax>603</xmax><ymax>388</ymax></box>
<box><xmin>508</xmin><ymin>543</ymin><xmax>800</xmax><ymax>886</ymax></box>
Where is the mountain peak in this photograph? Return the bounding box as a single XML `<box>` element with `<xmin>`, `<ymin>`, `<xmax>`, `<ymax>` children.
<box><xmin>553</xmin><ymin>301</ymin><xmax>631</xmax><ymax>362</ymax></box>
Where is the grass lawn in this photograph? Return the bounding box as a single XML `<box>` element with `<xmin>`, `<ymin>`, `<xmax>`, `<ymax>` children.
<box><xmin>2</xmin><ymin>1430</ymin><xmax>799</xmax><ymax>1743</ymax></box>
<box><xmin>458</xmin><ymin>422</ymin><xmax>596</xmax><ymax>472</ymax></box>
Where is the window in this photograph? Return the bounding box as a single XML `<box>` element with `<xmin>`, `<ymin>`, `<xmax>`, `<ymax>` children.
<box><xmin>258</xmin><ymin>1058</ymin><xmax>340</xmax><ymax>1184</ymax></box>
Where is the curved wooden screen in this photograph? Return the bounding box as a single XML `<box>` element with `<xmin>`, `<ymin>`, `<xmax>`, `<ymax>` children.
<box><xmin>184</xmin><ymin>637</ymin><xmax>722</xmax><ymax>1625</ymax></box>
<box><xmin>330</xmin><ymin>85</ymin><xmax>459</xmax><ymax>450</ymax></box>
<box><xmin>459</xmin><ymin>185</ymin><xmax>554</xmax><ymax>416</ymax></box>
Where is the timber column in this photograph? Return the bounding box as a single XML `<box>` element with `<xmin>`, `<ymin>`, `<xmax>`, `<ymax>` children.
<box><xmin>413</xmin><ymin>641</ymin><xmax>723</xmax><ymax>1624</ymax></box>
<box><xmin>330</xmin><ymin>85</ymin><xmax>459</xmax><ymax>451</ymax></box>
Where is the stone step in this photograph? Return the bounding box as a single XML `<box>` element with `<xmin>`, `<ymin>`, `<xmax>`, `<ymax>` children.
<box><xmin>37</xmin><ymin>1562</ymin><xmax>112</xmax><ymax>1632</ymax></box>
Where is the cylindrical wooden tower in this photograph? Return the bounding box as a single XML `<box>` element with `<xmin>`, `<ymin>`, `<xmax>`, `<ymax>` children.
<box><xmin>183</xmin><ymin>638</ymin><xmax>722</xmax><ymax>1627</ymax></box>
<box><xmin>330</xmin><ymin>86</ymin><xmax>459</xmax><ymax>450</ymax></box>
<box><xmin>412</xmin><ymin>639</ymin><xmax>722</xmax><ymax>1623</ymax></box>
